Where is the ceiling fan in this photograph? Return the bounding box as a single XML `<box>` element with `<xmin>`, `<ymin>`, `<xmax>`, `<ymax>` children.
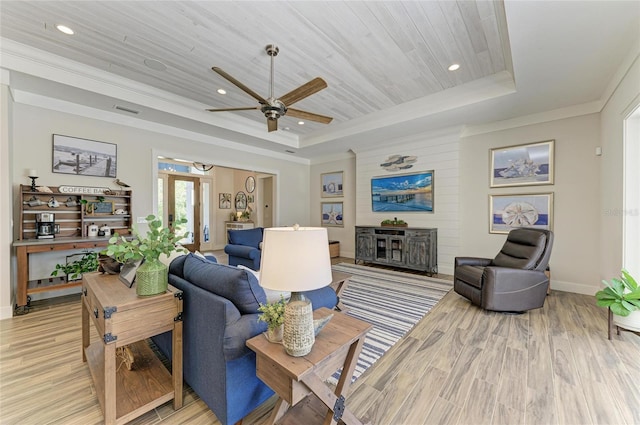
<box><xmin>207</xmin><ymin>44</ymin><xmax>333</xmax><ymax>132</ymax></box>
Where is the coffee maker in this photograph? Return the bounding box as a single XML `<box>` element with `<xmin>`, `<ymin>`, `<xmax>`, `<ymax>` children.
<box><xmin>36</xmin><ymin>213</ymin><xmax>59</xmax><ymax>239</ymax></box>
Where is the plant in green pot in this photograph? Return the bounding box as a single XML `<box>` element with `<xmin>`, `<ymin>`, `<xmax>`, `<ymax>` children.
<box><xmin>104</xmin><ymin>214</ymin><xmax>188</xmax><ymax>296</ymax></box>
<box><xmin>595</xmin><ymin>269</ymin><xmax>640</xmax><ymax>332</ymax></box>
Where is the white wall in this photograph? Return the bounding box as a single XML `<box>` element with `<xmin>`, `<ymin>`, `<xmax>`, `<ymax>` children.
<box><xmin>1</xmin><ymin>77</ymin><xmax>14</xmax><ymax>319</ymax></box>
<box><xmin>354</xmin><ymin>129</ymin><xmax>460</xmax><ymax>275</ymax></box>
<box><xmin>460</xmin><ymin>114</ymin><xmax>601</xmax><ymax>294</ymax></box>
<box><xmin>5</xmin><ymin>103</ymin><xmax>312</xmax><ymax>309</ymax></box>
<box><xmin>600</xmin><ymin>55</ymin><xmax>640</xmax><ymax>280</ymax></box>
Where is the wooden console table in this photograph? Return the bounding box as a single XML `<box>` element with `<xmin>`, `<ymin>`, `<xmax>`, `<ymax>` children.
<box><xmin>247</xmin><ymin>308</ymin><xmax>372</xmax><ymax>425</ymax></box>
<box><xmin>13</xmin><ymin>237</ymin><xmax>114</xmax><ymax>310</ymax></box>
<box><xmin>81</xmin><ymin>273</ymin><xmax>183</xmax><ymax>425</ymax></box>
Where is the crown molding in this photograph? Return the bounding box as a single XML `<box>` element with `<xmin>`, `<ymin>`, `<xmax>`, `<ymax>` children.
<box><xmin>460</xmin><ymin>100</ymin><xmax>602</xmax><ymax>138</ymax></box>
<box><xmin>0</xmin><ymin>38</ymin><xmax>299</xmax><ymax>148</ymax></box>
<box><xmin>300</xmin><ymin>71</ymin><xmax>515</xmax><ymax>148</ymax></box>
<box><xmin>12</xmin><ymin>89</ymin><xmax>310</xmax><ymax>165</ymax></box>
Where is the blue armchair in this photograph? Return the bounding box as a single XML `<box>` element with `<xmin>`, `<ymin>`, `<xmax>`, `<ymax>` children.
<box><xmin>224</xmin><ymin>227</ymin><xmax>263</xmax><ymax>270</ymax></box>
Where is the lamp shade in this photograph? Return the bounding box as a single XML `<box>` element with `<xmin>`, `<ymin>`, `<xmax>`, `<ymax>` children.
<box><xmin>259</xmin><ymin>226</ymin><xmax>332</xmax><ymax>292</ymax></box>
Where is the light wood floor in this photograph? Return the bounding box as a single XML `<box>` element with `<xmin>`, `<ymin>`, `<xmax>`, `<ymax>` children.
<box><xmin>1</xmin><ymin>257</ymin><xmax>638</xmax><ymax>424</ymax></box>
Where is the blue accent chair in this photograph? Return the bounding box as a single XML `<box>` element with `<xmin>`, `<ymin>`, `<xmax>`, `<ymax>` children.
<box><xmin>224</xmin><ymin>227</ymin><xmax>263</xmax><ymax>270</ymax></box>
<box><xmin>152</xmin><ymin>253</ymin><xmax>337</xmax><ymax>425</ymax></box>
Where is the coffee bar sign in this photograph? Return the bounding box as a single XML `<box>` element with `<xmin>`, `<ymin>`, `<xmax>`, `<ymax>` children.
<box><xmin>59</xmin><ymin>186</ymin><xmax>112</xmax><ymax>195</ymax></box>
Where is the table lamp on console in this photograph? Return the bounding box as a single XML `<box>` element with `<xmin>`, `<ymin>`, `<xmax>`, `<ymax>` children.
<box><xmin>259</xmin><ymin>225</ymin><xmax>332</xmax><ymax>357</ymax></box>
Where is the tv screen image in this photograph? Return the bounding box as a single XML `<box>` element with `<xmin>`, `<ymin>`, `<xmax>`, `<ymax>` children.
<box><xmin>371</xmin><ymin>171</ymin><xmax>434</xmax><ymax>212</ymax></box>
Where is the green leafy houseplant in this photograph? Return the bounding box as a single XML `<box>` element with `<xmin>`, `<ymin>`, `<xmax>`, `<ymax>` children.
<box><xmin>104</xmin><ymin>214</ymin><xmax>188</xmax><ymax>264</ymax></box>
<box><xmin>103</xmin><ymin>214</ymin><xmax>189</xmax><ymax>295</ymax></box>
<box><xmin>51</xmin><ymin>251</ymin><xmax>99</xmax><ymax>281</ymax></box>
<box><xmin>257</xmin><ymin>296</ymin><xmax>286</xmax><ymax>330</ymax></box>
<box><xmin>595</xmin><ymin>269</ymin><xmax>640</xmax><ymax>317</ymax></box>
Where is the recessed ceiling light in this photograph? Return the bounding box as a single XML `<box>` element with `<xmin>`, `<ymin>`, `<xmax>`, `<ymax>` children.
<box><xmin>284</xmin><ymin>126</ymin><xmax>290</xmax><ymax>131</ymax></box>
<box><xmin>297</xmin><ymin>121</ymin><xmax>305</xmax><ymax>125</ymax></box>
<box><xmin>144</xmin><ymin>58</ymin><xmax>167</xmax><ymax>71</ymax></box>
<box><xmin>56</xmin><ymin>25</ymin><xmax>74</xmax><ymax>35</ymax></box>
<box><xmin>217</xmin><ymin>89</ymin><xmax>226</xmax><ymax>95</ymax></box>
<box><xmin>448</xmin><ymin>63</ymin><xmax>460</xmax><ymax>71</ymax></box>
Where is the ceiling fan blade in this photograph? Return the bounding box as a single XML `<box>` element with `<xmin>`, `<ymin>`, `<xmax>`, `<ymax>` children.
<box><xmin>212</xmin><ymin>67</ymin><xmax>266</xmax><ymax>104</ymax></box>
<box><xmin>267</xmin><ymin>119</ymin><xmax>278</xmax><ymax>132</ymax></box>
<box><xmin>286</xmin><ymin>108</ymin><xmax>333</xmax><ymax>124</ymax></box>
<box><xmin>206</xmin><ymin>106</ymin><xmax>260</xmax><ymax>112</ymax></box>
<box><xmin>279</xmin><ymin>77</ymin><xmax>327</xmax><ymax>107</ymax></box>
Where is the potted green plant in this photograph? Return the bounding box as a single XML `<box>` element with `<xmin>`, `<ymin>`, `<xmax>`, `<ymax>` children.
<box><xmin>51</xmin><ymin>251</ymin><xmax>99</xmax><ymax>281</ymax></box>
<box><xmin>595</xmin><ymin>269</ymin><xmax>640</xmax><ymax>332</ymax></box>
<box><xmin>257</xmin><ymin>295</ymin><xmax>286</xmax><ymax>343</ymax></box>
<box><xmin>103</xmin><ymin>214</ymin><xmax>188</xmax><ymax>296</ymax></box>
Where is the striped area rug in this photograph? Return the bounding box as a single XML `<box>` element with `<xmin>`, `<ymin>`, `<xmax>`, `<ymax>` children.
<box><xmin>330</xmin><ymin>263</ymin><xmax>452</xmax><ymax>384</ymax></box>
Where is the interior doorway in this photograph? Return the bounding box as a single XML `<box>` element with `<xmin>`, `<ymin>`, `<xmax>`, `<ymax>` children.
<box><xmin>168</xmin><ymin>175</ymin><xmax>200</xmax><ymax>252</ymax></box>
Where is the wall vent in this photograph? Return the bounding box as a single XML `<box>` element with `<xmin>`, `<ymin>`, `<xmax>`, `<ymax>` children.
<box><xmin>114</xmin><ymin>105</ymin><xmax>140</xmax><ymax>114</ymax></box>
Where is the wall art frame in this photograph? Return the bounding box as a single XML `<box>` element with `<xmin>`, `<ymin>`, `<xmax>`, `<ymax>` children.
<box><xmin>371</xmin><ymin>170</ymin><xmax>434</xmax><ymax>212</ymax></box>
<box><xmin>52</xmin><ymin>134</ymin><xmax>117</xmax><ymax>178</ymax></box>
<box><xmin>321</xmin><ymin>202</ymin><xmax>344</xmax><ymax>227</ymax></box>
<box><xmin>321</xmin><ymin>171</ymin><xmax>343</xmax><ymax>197</ymax></box>
<box><xmin>489</xmin><ymin>193</ymin><xmax>554</xmax><ymax>234</ymax></box>
<box><xmin>490</xmin><ymin>140</ymin><xmax>554</xmax><ymax>188</ymax></box>
<box><xmin>219</xmin><ymin>193</ymin><xmax>231</xmax><ymax>209</ymax></box>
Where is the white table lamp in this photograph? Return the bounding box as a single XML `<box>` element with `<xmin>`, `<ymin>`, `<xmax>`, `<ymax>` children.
<box><xmin>259</xmin><ymin>225</ymin><xmax>332</xmax><ymax>356</ymax></box>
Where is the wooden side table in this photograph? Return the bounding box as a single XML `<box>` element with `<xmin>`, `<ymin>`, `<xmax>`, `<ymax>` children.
<box><xmin>81</xmin><ymin>272</ymin><xmax>183</xmax><ymax>425</ymax></box>
<box><xmin>247</xmin><ymin>308</ymin><xmax>372</xmax><ymax>425</ymax></box>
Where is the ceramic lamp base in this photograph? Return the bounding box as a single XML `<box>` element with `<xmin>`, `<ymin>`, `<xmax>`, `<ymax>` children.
<box><xmin>283</xmin><ymin>293</ymin><xmax>315</xmax><ymax>357</ymax></box>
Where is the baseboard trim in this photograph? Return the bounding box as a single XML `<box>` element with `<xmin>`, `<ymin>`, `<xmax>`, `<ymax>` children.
<box><xmin>551</xmin><ymin>279</ymin><xmax>598</xmax><ymax>296</ymax></box>
<box><xmin>0</xmin><ymin>303</ymin><xmax>14</xmax><ymax>320</ymax></box>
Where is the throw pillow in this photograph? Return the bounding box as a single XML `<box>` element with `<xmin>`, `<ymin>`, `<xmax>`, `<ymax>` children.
<box><xmin>237</xmin><ymin>264</ymin><xmax>291</xmax><ymax>303</ymax></box>
<box><xmin>183</xmin><ymin>254</ymin><xmax>266</xmax><ymax>314</ymax></box>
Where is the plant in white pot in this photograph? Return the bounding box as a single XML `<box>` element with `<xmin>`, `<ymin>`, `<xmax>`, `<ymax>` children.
<box><xmin>104</xmin><ymin>214</ymin><xmax>188</xmax><ymax>296</ymax></box>
<box><xmin>257</xmin><ymin>296</ymin><xmax>286</xmax><ymax>343</ymax></box>
<box><xmin>595</xmin><ymin>269</ymin><xmax>640</xmax><ymax>332</ymax></box>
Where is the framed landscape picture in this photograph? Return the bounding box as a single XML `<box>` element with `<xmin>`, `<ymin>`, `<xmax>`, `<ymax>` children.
<box><xmin>321</xmin><ymin>171</ymin><xmax>343</xmax><ymax>197</ymax></box>
<box><xmin>490</xmin><ymin>140</ymin><xmax>554</xmax><ymax>188</ymax></box>
<box><xmin>52</xmin><ymin>134</ymin><xmax>117</xmax><ymax>177</ymax></box>
<box><xmin>489</xmin><ymin>193</ymin><xmax>554</xmax><ymax>234</ymax></box>
<box><xmin>321</xmin><ymin>202</ymin><xmax>343</xmax><ymax>227</ymax></box>
<box><xmin>371</xmin><ymin>170</ymin><xmax>434</xmax><ymax>212</ymax></box>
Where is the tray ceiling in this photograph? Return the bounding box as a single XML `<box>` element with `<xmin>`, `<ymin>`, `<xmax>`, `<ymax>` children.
<box><xmin>0</xmin><ymin>1</ymin><xmax>638</xmax><ymax>159</ymax></box>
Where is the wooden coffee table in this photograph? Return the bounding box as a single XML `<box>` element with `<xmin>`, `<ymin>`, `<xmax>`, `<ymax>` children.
<box><xmin>247</xmin><ymin>307</ymin><xmax>372</xmax><ymax>425</ymax></box>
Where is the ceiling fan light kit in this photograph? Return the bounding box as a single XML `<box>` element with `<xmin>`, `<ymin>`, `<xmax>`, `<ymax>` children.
<box><xmin>207</xmin><ymin>44</ymin><xmax>333</xmax><ymax>132</ymax></box>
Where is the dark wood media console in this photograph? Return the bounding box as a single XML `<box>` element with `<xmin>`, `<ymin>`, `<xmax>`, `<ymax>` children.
<box><xmin>355</xmin><ymin>226</ymin><xmax>437</xmax><ymax>274</ymax></box>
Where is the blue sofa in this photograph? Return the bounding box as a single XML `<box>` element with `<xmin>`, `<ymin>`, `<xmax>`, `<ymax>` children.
<box><xmin>152</xmin><ymin>253</ymin><xmax>337</xmax><ymax>425</ymax></box>
<box><xmin>224</xmin><ymin>227</ymin><xmax>263</xmax><ymax>270</ymax></box>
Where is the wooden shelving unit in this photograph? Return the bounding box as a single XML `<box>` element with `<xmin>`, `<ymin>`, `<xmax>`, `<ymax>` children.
<box><xmin>18</xmin><ymin>184</ymin><xmax>132</xmax><ymax>239</ymax></box>
<box><xmin>13</xmin><ymin>185</ymin><xmax>133</xmax><ymax>310</ymax></box>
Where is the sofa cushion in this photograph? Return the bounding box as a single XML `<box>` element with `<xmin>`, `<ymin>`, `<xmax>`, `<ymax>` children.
<box><xmin>183</xmin><ymin>254</ymin><xmax>266</xmax><ymax>314</ymax></box>
<box><xmin>228</xmin><ymin>227</ymin><xmax>263</xmax><ymax>249</ymax></box>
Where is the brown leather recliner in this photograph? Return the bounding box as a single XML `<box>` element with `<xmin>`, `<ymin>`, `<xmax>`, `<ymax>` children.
<box><xmin>454</xmin><ymin>228</ymin><xmax>554</xmax><ymax>312</ymax></box>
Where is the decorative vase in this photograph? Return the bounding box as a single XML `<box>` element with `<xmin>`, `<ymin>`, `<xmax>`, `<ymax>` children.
<box><xmin>135</xmin><ymin>258</ymin><xmax>168</xmax><ymax>296</ymax></box>
<box><xmin>265</xmin><ymin>325</ymin><xmax>283</xmax><ymax>343</ymax></box>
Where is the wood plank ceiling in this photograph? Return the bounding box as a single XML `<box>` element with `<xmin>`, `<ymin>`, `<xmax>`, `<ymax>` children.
<box><xmin>0</xmin><ymin>1</ymin><xmax>509</xmax><ymax>136</ymax></box>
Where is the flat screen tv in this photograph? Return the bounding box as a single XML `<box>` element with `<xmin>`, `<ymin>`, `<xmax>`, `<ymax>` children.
<box><xmin>371</xmin><ymin>171</ymin><xmax>434</xmax><ymax>212</ymax></box>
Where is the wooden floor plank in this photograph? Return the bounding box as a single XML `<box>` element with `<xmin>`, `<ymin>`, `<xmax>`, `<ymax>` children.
<box><xmin>1</xmin><ymin>268</ymin><xmax>639</xmax><ymax>425</ymax></box>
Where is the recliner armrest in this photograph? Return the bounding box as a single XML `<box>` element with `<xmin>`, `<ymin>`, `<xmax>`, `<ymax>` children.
<box><xmin>455</xmin><ymin>257</ymin><xmax>492</xmax><ymax>267</ymax></box>
<box><xmin>482</xmin><ymin>267</ymin><xmax>548</xmax><ymax>292</ymax></box>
